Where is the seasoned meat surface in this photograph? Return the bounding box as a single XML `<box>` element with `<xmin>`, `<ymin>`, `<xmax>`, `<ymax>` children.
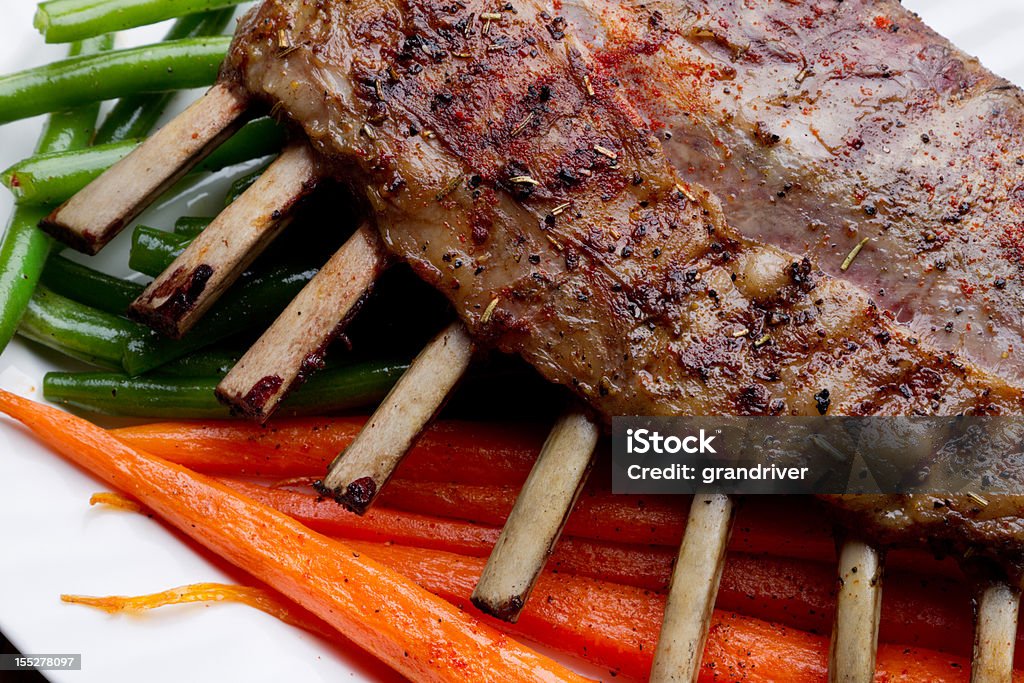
<box><xmin>566</xmin><ymin>0</ymin><xmax>1024</xmax><ymax>380</ymax></box>
<box><xmin>822</xmin><ymin>494</ymin><xmax>1024</xmax><ymax>582</ymax></box>
<box><xmin>222</xmin><ymin>0</ymin><xmax>1021</xmax><ymax>418</ymax></box>
<box><xmin>223</xmin><ymin>0</ymin><xmax>1024</xmax><ymax>575</ymax></box>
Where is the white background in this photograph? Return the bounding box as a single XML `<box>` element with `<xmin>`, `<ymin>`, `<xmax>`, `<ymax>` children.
<box><xmin>1</xmin><ymin>1</ymin><xmax>1024</xmax><ymax>681</ymax></box>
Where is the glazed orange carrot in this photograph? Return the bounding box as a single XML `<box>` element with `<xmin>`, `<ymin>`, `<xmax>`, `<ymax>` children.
<box><xmin>382</xmin><ymin>479</ymin><xmax>838</xmax><ymax>557</ymax></box>
<box><xmin>0</xmin><ymin>391</ymin><xmax>587</xmax><ymax>683</ymax></box>
<box><xmin>87</xmin><ymin>484</ymin><xmax>986</xmax><ymax>671</ymax></box>
<box><xmin>381</xmin><ymin>479</ymin><xmax>687</xmax><ymax>546</ymax></box>
<box><xmin>109</xmin><ymin>419</ymin><xmax>833</xmax><ymax>553</ymax></box>
<box><xmin>107</xmin><ymin>420</ymin><xmax>966</xmax><ymax>578</ymax></box>
<box><xmin>346</xmin><ymin>541</ymin><xmax>1010</xmax><ymax>683</ymax></box>
<box><xmin>213</xmin><ymin>481</ymin><xmax>980</xmax><ymax>654</ymax></box>
<box><xmin>716</xmin><ymin>553</ymin><xmax>980</xmax><ymax>660</ymax></box>
<box><xmin>111</xmin><ymin>417</ymin><xmax>546</xmax><ymax>483</ymax></box>
<box><xmin>220</xmin><ymin>477</ymin><xmax>502</xmax><ymax>557</ymax></box>
<box><xmin>378</xmin><ymin>479</ymin><xmax>962</xmax><ymax>578</ymax></box>
<box><xmin>217</xmin><ymin>478</ymin><xmax>677</xmax><ymax>591</ymax></box>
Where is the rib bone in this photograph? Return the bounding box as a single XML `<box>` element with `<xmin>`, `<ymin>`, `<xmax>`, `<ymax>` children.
<box><xmin>40</xmin><ymin>82</ymin><xmax>250</xmax><ymax>255</ymax></box>
<box><xmin>471</xmin><ymin>410</ymin><xmax>599</xmax><ymax>622</ymax></box>
<box><xmin>128</xmin><ymin>143</ymin><xmax>319</xmax><ymax>338</ymax></box>
<box><xmin>972</xmin><ymin>582</ymin><xmax>1020</xmax><ymax>683</ymax></box>
<box><xmin>216</xmin><ymin>223</ymin><xmax>387</xmax><ymax>419</ymax></box>
<box><xmin>319</xmin><ymin>321</ymin><xmax>474</xmax><ymax>513</ymax></box>
<box><xmin>829</xmin><ymin>540</ymin><xmax>884</xmax><ymax>683</ymax></box>
<box><xmin>650</xmin><ymin>494</ymin><xmax>735</xmax><ymax>683</ymax></box>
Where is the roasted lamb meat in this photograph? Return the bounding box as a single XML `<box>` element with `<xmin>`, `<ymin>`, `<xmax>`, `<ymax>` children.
<box><xmin>222</xmin><ymin>0</ymin><xmax>1020</xmax><ymax>415</ymax></box>
<box><xmin>215</xmin><ymin>0</ymin><xmax>1024</xmax><ymax>576</ymax></box>
<box><xmin>566</xmin><ymin>0</ymin><xmax>1024</xmax><ymax>380</ymax></box>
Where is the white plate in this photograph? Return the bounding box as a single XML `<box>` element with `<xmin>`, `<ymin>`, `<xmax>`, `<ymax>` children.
<box><xmin>1</xmin><ymin>2</ymin><xmax>1024</xmax><ymax>681</ymax></box>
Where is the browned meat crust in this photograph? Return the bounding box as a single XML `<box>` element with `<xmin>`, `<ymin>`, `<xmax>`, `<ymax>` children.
<box><xmin>823</xmin><ymin>494</ymin><xmax>1024</xmax><ymax>582</ymax></box>
<box><xmin>571</xmin><ymin>0</ymin><xmax>1024</xmax><ymax>381</ymax></box>
<box><xmin>222</xmin><ymin>0</ymin><xmax>1024</xmax><ymax>578</ymax></box>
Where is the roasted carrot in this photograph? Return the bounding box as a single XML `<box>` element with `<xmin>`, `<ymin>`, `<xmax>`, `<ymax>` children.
<box><xmin>110</xmin><ymin>419</ymin><xmax>832</xmax><ymax>551</ymax></box>
<box><xmin>212</xmin><ymin>482</ymin><xmax>981</xmax><ymax>656</ymax></box>
<box><xmin>108</xmin><ymin>418</ymin><xmax>967</xmax><ymax>572</ymax></box>
<box><xmin>382</xmin><ymin>479</ymin><xmax>839</xmax><ymax>558</ymax></box>
<box><xmin>378</xmin><ymin>480</ymin><xmax>961</xmax><ymax>578</ymax></box>
<box><xmin>0</xmin><ymin>391</ymin><xmax>587</xmax><ymax>683</ymax></box>
<box><xmin>111</xmin><ymin>417</ymin><xmax>546</xmax><ymax>483</ymax></box>
<box><xmin>346</xmin><ymin>541</ymin><xmax>1010</xmax><ymax>683</ymax></box>
<box><xmin>57</xmin><ymin>527</ymin><xmax>989</xmax><ymax>682</ymax></box>
<box><xmin>217</xmin><ymin>478</ymin><xmax>677</xmax><ymax>591</ymax></box>
<box><xmin>382</xmin><ymin>479</ymin><xmax>687</xmax><ymax>546</ymax></box>
<box><xmin>86</xmin><ymin>485</ymin><xmax>989</xmax><ymax>671</ymax></box>
<box><xmin>105</xmin><ymin>420</ymin><xmax>969</xmax><ymax>579</ymax></box>
<box><xmin>112</xmin><ymin>420</ymin><xmax>962</xmax><ymax>580</ymax></box>
<box><xmin>716</xmin><ymin>553</ymin><xmax>981</xmax><ymax>660</ymax></box>
<box><xmin>220</xmin><ymin>477</ymin><xmax>502</xmax><ymax>557</ymax></box>
<box><xmin>434</xmin><ymin>481</ymin><xmax>938</xmax><ymax>571</ymax></box>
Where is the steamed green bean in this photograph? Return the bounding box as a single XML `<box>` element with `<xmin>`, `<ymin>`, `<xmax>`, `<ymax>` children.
<box><xmin>95</xmin><ymin>8</ymin><xmax>235</xmax><ymax>144</ymax></box>
<box><xmin>0</xmin><ymin>36</ymin><xmax>111</xmax><ymax>352</ymax></box>
<box><xmin>36</xmin><ymin>0</ymin><xmax>246</xmax><ymax>43</ymax></box>
<box><xmin>44</xmin><ymin>361</ymin><xmax>409</xmax><ymax>418</ymax></box>
<box><xmin>3</xmin><ymin>118</ymin><xmax>285</xmax><ymax>206</ymax></box>
<box><xmin>0</xmin><ymin>37</ymin><xmax>231</xmax><ymax>124</ymax></box>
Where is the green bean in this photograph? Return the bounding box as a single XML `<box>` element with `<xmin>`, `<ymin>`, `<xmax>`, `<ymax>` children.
<box><xmin>0</xmin><ymin>37</ymin><xmax>231</xmax><ymax>124</ymax></box>
<box><xmin>197</xmin><ymin>118</ymin><xmax>286</xmax><ymax>171</ymax></box>
<box><xmin>158</xmin><ymin>347</ymin><xmax>242</xmax><ymax>377</ymax></box>
<box><xmin>21</xmin><ymin>227</ymin><xmax>316</xmax><ymax>376</ymax></box>
<box><xmin>128</xmin><ymin>226</ymin><xmax>188</xmax><ymax>276</ymax></box>
<box><xmin>26</xmin><ymin>234</ymin><xmax>310</xmax><ymax>378</ymax></box>
<box><xmin>174</xmin><ymin>216</ymin><xmax>211</xmax><ymax>237</ymax></box>
<box><xmin>40</xmin><ymin>255</ymin><xmax>144</xmax><ymax>315</ymax></box>
<box><xmin>43</xmin><ymin>361</ymin><xmax>409</xmax><ymax>419</ymax></box>
<box><xmin>0</xmin><ymin>37</ymin><xmax>110</xmax><ymax>352</ymax></box>
<box><xmin>94</xmin><ymin>9</ymin><xmax>235</xmax><ymax>144</ymax></box>
<box><xmin>159</xmin><ymin>9</ymin><xmax>236</xmax><ymax>41</ymax></box>
<box><xmin>36</xmin><ymin>34</ymin><xmax>115</xmax><ymax>149</ymax></box>
<box><xmin>3</xmin><ymin>140</ymin><xmax>138</xmax><ymax>205</ymax></box>
<box><xmin>96</xmin><ymin>96</ymin><xmax>167</xmax><ymax>145</ymax></box>
<box><xmin>17</xmin><ymin>285</ymin><xmax>145</xmax><ymax>369</ymax></box>
<box><xmin>0</xmin><ymin>206</ymin><xmax>55</xmax><ymax>350</ymax></box>
<box><xmin>3</xmin><ymin>118</ymin><xmax>285</xmax><ymax>206</ymax></box>
<box><xmin>123</xmin><ymin>259</ymin><xmax>320</xmax><ymax>375</ymax></box>
<box><xmin>225</xmin><ymin>167</ymin><xmax>265</xmax><ymax>205</ymax></box>
<box><xmin>36</xmin><ymin>0</ymin><xmax>246</xmax><ymax>44</ymax></box>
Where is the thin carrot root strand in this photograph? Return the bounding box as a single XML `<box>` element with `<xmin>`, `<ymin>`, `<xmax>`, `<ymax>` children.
<box><xmin>89</xmin><ymin>491</ymin><xmax>143</xmax><ymax>512</ymax></box>
<box><xmin>63</xmin><ymin>582</ymin><xmax>277</xmax><ymax>614</ymax></box>
<box><xmin>60</xmin><ymin>582</ymin><xmax>329</xmax><ymax>638</ymax></box>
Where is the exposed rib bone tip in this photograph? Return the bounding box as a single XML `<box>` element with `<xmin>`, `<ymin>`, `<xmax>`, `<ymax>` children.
<box><xmin>320</xmin><ymin>322</ymin><xmax>474</xmax><ymax>512</ymax></box>
<box><xmin>43</xmin><ymin>82</ymin><xmax>252</xmax><ymax>255</ymax></box>
<box><xmin>130</xmin><ymin>144</ymin><xmax>320</xmax><ymax>339</ymax></box>
<box><xmin>312</xmin><ymin>476</ymin><xmax>378</xmax><ymax>515</ymax></box>
<box><xmin>217</xmin><ymin>224</ymin><xmax>386</xmax><ymax>422</ymax></box>
<box><xmin>829</xmin><ymin>539</ymin><xmax>884</xmax><ymax>683</ymax></box>
<box><xmin>471</xmin><ymin>410</ymin><xmax>598</xmax><ymax>622</ymax></box>
<box><xmin>650</xmin><ymin>493</ymin><xmax>735</xmax><ymax>683</ymax></box>
<box><xmin>971</xmin><ymin>581</ymin><xmax>1020</xmax><ymax>683</ymax></box>
<box><xmin>470</xmin><ymin>594</ymin><xmax>524</xmax><ymax>623</ymax></box>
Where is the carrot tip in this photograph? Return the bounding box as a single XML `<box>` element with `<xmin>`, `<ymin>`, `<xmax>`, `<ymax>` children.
<box><xmin>89</xmin><ymin>492</ymin><xmax>143</xmax><ymax>512</ymax></box>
